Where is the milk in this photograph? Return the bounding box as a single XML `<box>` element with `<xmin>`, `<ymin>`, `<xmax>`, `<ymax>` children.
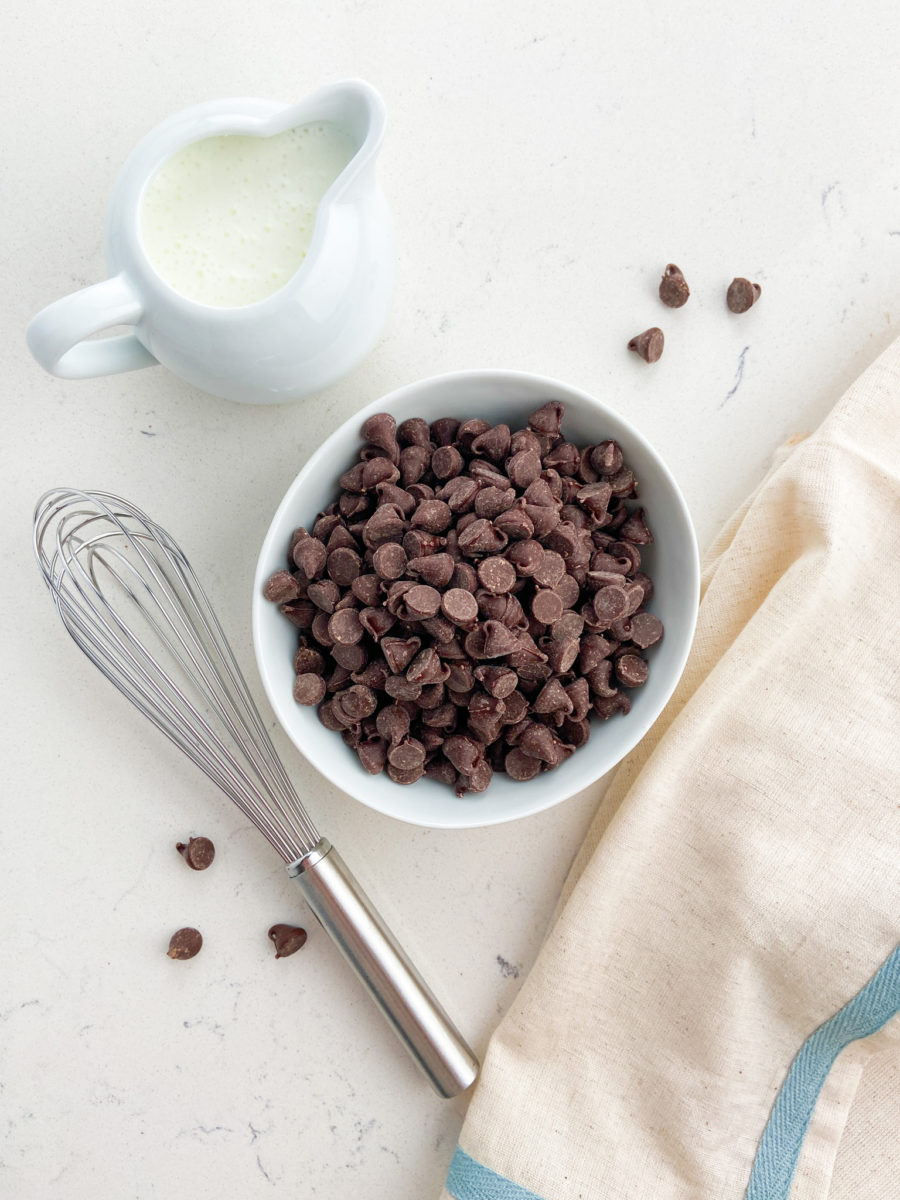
<box><xmin>140</xmin><ymin>123</ymin><xmax>356</xmax><ymax>307</ymax></box>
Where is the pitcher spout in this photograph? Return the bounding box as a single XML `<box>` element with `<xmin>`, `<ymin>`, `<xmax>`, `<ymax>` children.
<box><xmin>313</xmin><ymin>79</ymin><xmax>386</xmax><ymax>200</ymax></box>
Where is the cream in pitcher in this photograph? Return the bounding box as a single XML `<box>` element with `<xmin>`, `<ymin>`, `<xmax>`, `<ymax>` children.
<box><xmin>26</xmin><ymin>83</ymin><xmax>393</xmax><ymax>404</ymax></box>
<box><xmin>140</xmin><ymin>124</ymin><xmax>356</xmax><ymax>307</ymax></box>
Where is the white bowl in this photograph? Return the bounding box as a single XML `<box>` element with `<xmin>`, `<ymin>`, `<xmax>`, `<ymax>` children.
<box><xmin>253</xmin><ymin>369</ymin><xmax>699</xmax><ymax>829</ymax></box>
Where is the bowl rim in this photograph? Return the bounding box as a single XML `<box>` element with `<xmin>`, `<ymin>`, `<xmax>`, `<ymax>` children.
<box><xmin>252</xmin><ymin>367</ymin><xmax>700</xmax><ymax>828</ymax></box>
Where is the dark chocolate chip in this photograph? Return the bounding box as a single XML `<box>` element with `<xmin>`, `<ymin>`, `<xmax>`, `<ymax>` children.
<box><xmin>176</xmin><ymin>836</ymin><xmax>216</xmax><ymax>871</ymax></box>
<box><xmin>167</xmin><ymin>928</ymin><xmax>202</xmax><ymax>960</ymax></box>
<box><xmin>659</xmin><ymin>263</ymin><xmax>690</xmax><ymax>308</ymax></box>
<box><xmin>263</xmin><ymin>570</ymin><xmax>302</xmax><ymax>603</ymax></box>
<box><xmin>267</xmin><ymin>924</ymin><xmax>308</xmax><ymax>958</ymax></box>
<box><xmin>293</xmin><ymin>672</ymin><xmax>328</xmax><ymax>706</ymax></box>
<box><xmin>726</xmin><ymin>277</ymin><xmax>761</xmax><ymax>313</ymax></box>
<box><xmin>615</xmin><ymin>654</ymin><xmax>650</xmax><ymax>687</ymax></box>
<box><xmin>628</xmin><ymin>327</ymin><xmax>664</xmax><ymax>363</ymax></box>
<box><xmin>630</xmin><ymin>612</ymin><xmax>664</xmax><ymax>649</ymax></box>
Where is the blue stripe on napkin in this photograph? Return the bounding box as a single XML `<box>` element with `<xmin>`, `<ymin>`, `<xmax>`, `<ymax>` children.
<box><xmin>746</xmin><ymin>943</ymin><xmax>900</xmax><ymax>1200</ymax></box>
<box><xmin>446</xmin><ymin>1145</ymin><xmax>547</xmax><ymax>1200</ymax></box>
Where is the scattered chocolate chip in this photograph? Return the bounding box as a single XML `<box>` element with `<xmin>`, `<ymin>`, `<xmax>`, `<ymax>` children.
<box><xmin>267</xmin><ymin>923</ymin><xmax>308</xmax><ymax>958</ymax></box>
<box><xmin>726</xmin><ymin>277</ymin><xmax>761</xmax><ymax>313</ymax></box>
<box><xmin>176</xmin><ymin>836</ymin><xmax>215</xmax><ymax>871</ymax></box>
<box><xmin>628</xmin><ymin>327</ymin><xmax>665</xmax><ymax>363</ymax></box>
<box><xmin>658</xmin><ymin>263</ymin><xmax>690</xmax><ymax>308</ymax></box>
<box><xmin>167</xmin><ymin>928</ymin><xmax>202</xmax><ymax>960</ymax></box>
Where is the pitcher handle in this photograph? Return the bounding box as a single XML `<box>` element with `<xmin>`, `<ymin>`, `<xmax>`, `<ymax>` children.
<box><xmin>27</xmin><ymin>274</ymin><xmax>158</xmax><ymax>379</ymax></box>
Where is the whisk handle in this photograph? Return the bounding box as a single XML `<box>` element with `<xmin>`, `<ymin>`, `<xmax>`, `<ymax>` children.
<box><xmin>289</xmin><ymin>840</ymin><xmax>478</xmax><ymax>1098</ymax></box>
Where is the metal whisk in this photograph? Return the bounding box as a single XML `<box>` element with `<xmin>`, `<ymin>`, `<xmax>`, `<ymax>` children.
<box><xmin>33</xmin><ymin>487</ymin><xmax>477</xmax><ymax>1098</ymax></box>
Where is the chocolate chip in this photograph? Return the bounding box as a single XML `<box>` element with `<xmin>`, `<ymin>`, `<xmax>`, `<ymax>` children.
<box><xmin>505</xmin><ymin>747</ymin><xmax>542</xmax><ymax>780</ymax></box>
<box><xmin>388</xmin><ymin>736</ymin><xmax>427</xmax><ymax>772</ymax></box>
<box><xmin>482</xmin><ymin>620</ymin><xmax>521</xmax><ymax>658</ymax></box>
<box><xmin>398</xmin><ymin>417</ymin><xmax>431</xmax><ymax>447</ymax></box>
<box><xmin>267</xmin><ymin>923</ymin><xmax>308</xmax><ymax>958</ymax></box>
<box><xmin>594</xmin><ymin>691</ymin><xmax>632</xmax><ymax>720</ymax></box>
<box><xmin>506</xmin><ymin>450</ymin><xmax>543</xmax><ymax>489</ymax></box>
<box><xmin>628</xmin><ymin>327</ymin><xmax>664</xmax><ymax>363</ymax></box>
<box><xmin>455</xmin><ymin>418</ymin><xmax>489</xmax><ymax>451</ymax></box>
<box><xmin>659</xmin><ymin>263</ymin><xmax>690</xmax><ymax>308</ymax></box>
<box><xmin>473</xmin><ymin>665</ymin><xmax>518</xmax><ymax>698</ymax></box>
<box><xmin>475</xmin><ymin>486</ymin><xmax>516</xmax><ymax>519</ymax></box>
<box><xmin>411</xmin><ymin>499</ymin><xmax>453</xmax><ymax>533</ymax></box>
<box><xmin>372</xmin><ymin>542</ymin><xmax>408</xmax><ymax>580</ymax></box>
<box><xmin>263</xmin><ymin>570</ymin><xmax>302</xmax><ymax>603</ymax></box>
<box><xmin>361</xmin><ymin>457</ymin><xmax>400</xmax><ymax>491</ymax></box>
<box><xmin>351</xmin><ymin>573</ymin><xmax>382</xmax><ymax>606</ymax></box>
<box><xmin>542</xmin><ymin>442</ymin><xmax>580</xmax><ymax>476</ymax></box>
<box><xmin>381</xmin><ymin>636</ymin><xmax>422</xmax><ymax>673</ymax></box>
<box><xmin>404</xmin><ymin>584</ymin><xmax>442</xmax><ymax>619</ymax></box>
<box><xmin>334</xmin><ymin>685</ymin><xmax>378</xmax><ymax>722</ymax></box>
<box><xmin>471</xmin><ymin>424</ymin><xmax>511</xmax><ymax>463</ymax></box>
<box><xmin>439</xmin><ymin>476</ymin><xmax>480</xmax><ymax>513</ymax></box>
<box><xmin>432</xmin><ymin>445</ymin><xmax>464</xmax><ymax>479</ymax></box>
<box><xmin>532</xmin><ymin>549</ymin><xmax>565</xmax><ymax>588</ymax></box>
<box><xmin>590</xmin><ymin>441</ymin><xmax>624</xmax><ymax>476</ymax></box>
<box><xmin>533</xmin><ymin>678</ymin><xmax>573</xmax><ymax>715</ymax></box>
<box><xmin>432</xmin><ymin>417</ymin><xmax>463</xmax><ymax>446</ymax></box>
<box><xmin>407</xmin><ymin>552</ymin><xmax>455</xmax><ymax>588</ymax></box>
<box><xmin>406</xmin><ymin>647</ymin><xmax>445</xmax><ymax>685</ymax></box>
<box><xmin>293</xmin><ymin>672</ymin><xmax>327</xmax><ymax>706</ymax></box>
<box><xmin>726</xmin><ymin>277</ymin><xmax>761</xmax><ymax>313</ymax></box>
<box><xmin>531</xmin><ymin>589</ymin><xmax>564</xmax><ymax>625</ymax></box>
<box><xmin>517</xmin><ymin>722</ymin><xmax>557</xmax><ymax>762</ymax></box>
<box><xmin>457</xmin><ymin>758</ymin><xmax>493</xmax><ymax>795</ymax></box>
<box><xmin>556</xmin><ymin>572</ymin><xmax>581</xmax><ymax>609</ymax></box>
<box><xmin>458</xmin><ymin>518</ymin><xmax>508</xmax><ymax>556</ymax></box>
<box><xmin>477</xmin><ymin>556</ymin><xmax>517</xmax><ymax>595</ymax></box>
<box><xmin>443</xmin><ymin>734</ymin><xmax>483</xmax><ymax>774</ymax></box>
<box><xmin>280</xmin><ymin>599</ymin><xmax>316</xmax><ymax>628</ymax></box>
<box><xmin>440</xmin><ymin>587</ymin><xmax>479</xmax><ymax>629</ymax></box>
<box><xmin>176</xmin><ymin>836</ymin><xmax>216</xmax><ymax>871</ymax></box>
<box><xmin>328</xmin><ymin>609</ymin><xmax>364</xmax><ymax>645</ymax></box>
<box><xmin>327</xmin><ymin>546</ymin><xmax>362</xmax><ymax>587</ymax></box>
<box><xmin>399</xmin><ymin>444</ymin><xmax>431</xmax><ymax>486</ymax></box>
<box><xmin>167</xmin><ymin>928</ymin><xmax>202</xmax><ymax>960</ymax></box>
<box><xmin>630</xmin><ymin>612</ymin><xmax>664</xmax><ymax>648</ymax></box>
<box><xmin>618</xmin><ymin>508</ymin><xmax>653</xmax><ymax>544</ymax></box>
<box><xmin>402</xmin><ymin>529</ymin><xmax>444</xmax><ymax>559</ymax></box>
<box><xmin>494</xmin><ymin>507</ymin><xmax>534</xmax><ymax>541</ymax></box>
<box><xmin>615</xmin><ymin>654</ymin><xmax>649</xmax><ymax>687</ymax></box>
<box><xmin>592</xmin><ymin>585</ymin><xmax>629</xmax><ymax>628</ymax></box>
<box><xmin>387</xmin><ymin>762</ymin><xmax>425</xmax><ymax>785</ymax></box>
<box><xmin>527</xmin><ymin>401</ymin><xmax>565</xmax><ymax>437</ymax></box>
<box><xmin>293</xmin><ymin>537</ymin><xmax>328</xmax><ymax>580</ymax></box>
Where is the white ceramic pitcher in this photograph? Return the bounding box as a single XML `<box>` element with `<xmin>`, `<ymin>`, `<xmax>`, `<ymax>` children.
<box><xmin>26</xmin><ymin>81</ymin><xmax>393</xmax><ymax>404</ymax></box>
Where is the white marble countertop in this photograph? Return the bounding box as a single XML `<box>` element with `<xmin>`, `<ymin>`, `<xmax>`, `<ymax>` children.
<box><xmin>3</xmin><ymin>2</ymin><xmax>900</xmax><ymax>1196</ymax></box>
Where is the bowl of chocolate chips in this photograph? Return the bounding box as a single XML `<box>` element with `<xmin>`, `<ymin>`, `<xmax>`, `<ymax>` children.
<box><xmin>253</xmin><ymin>369</ymin><xmax>699</xmax><ymax>828</ymax></box>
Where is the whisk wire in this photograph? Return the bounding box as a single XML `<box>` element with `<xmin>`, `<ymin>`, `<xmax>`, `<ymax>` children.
<box><xmin>34</xmin><ymin>489</ymin><xmax>319</xmax><ymax>861</ymax></box>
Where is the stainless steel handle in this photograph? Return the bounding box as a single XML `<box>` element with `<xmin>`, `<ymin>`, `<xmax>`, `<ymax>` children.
<box><xmin>288</xmin><ymin>839</ymin><xmax>478</xmax><ymax>1098</ymax></box>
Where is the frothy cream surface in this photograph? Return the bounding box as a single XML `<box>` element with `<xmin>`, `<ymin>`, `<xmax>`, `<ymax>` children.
<box><xmin>140</xmin><ymin>123</ymin><xmax>356</xmax><ymax>307</ymax></box>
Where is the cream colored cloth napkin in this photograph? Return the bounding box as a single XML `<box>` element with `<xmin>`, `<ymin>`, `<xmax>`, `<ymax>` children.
<box><xmin>442</xmin><ymin>337</ymin><xmax>900</xmax><ymax>1200</ymax></box>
